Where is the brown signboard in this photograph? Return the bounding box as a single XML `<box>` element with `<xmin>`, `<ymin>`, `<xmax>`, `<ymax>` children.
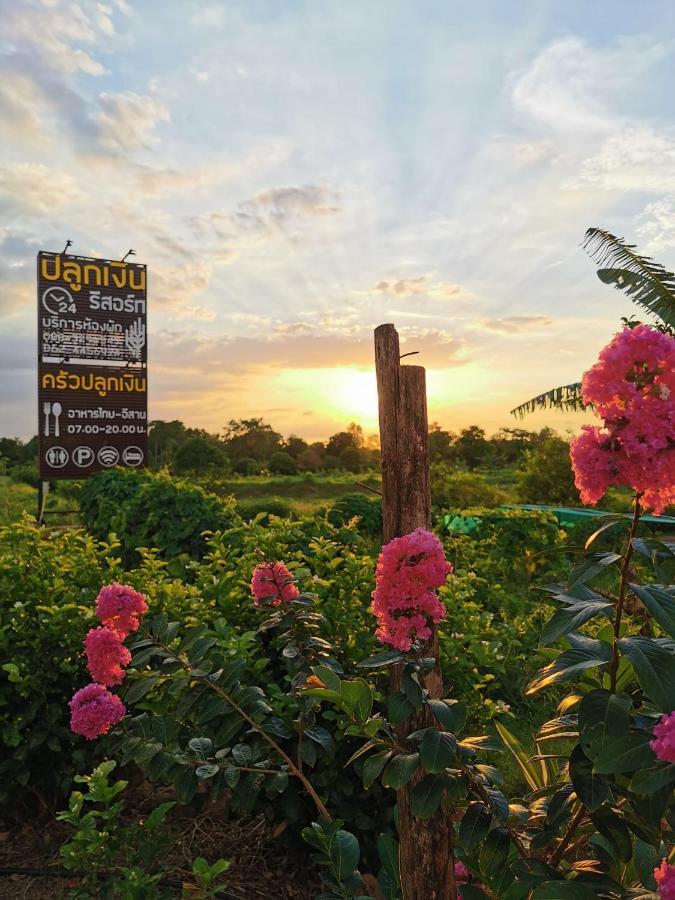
<box><xmin>38</xmin><ymin>362</ymin><xmax>147</xmax><ymax>479</ymax></box>
<box><xmin>38</xmin><ymin>252</ymin><xmax>147</xmax><ymax>364</ymax></box>
<box><xmin>37</xmin><ymin>250</ymin><xmax>148</xmax><ymax>481</ymax></box>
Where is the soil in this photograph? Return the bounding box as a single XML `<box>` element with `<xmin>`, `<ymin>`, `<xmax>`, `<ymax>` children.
<box><xmin>0</xmin><ymin>807</ymin><xmax>321</xmax><ymax>899</ymax></box>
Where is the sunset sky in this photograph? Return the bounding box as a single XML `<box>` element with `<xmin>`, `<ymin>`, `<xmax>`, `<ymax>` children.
<box><xmin>3</xmin><ymin>1</ymin><xmax>675</xmax><ymax>441</ymax></box>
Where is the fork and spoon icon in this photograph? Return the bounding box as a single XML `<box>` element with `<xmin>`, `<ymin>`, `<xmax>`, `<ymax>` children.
<box><xmin>43</xmin><ymin>401</ymin><xmax>63</xmax><ymax>436</ymax></box>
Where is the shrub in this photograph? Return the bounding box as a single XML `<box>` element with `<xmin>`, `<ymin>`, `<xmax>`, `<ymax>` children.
<box><xmin>10</xmin><ymin>461</ymin><xmax>40</xmax><ymax>488</ymax></box>
<box><xmin>431</xmin><ymin>465</ymin><xmax>507</xmax><ymax>510</ymax></box>
<box><xmin>80</xmin><ymin>469</ymin><xmax>239</xmax><ymax>565</ymax></box>
<box><xmin>516</xmin><ymin>435</ymin><xmax>580</xmax><ymax>505</ymax></box>
<box><xmin>233</xmin><ymin>457</ymin><xmax>260</xmax><ymax>476</ymax></box>
<box><xmin>237</xmin><ymin>496</ymin><xmax>293</xmax><ymax>520</ymax></box>
<box><xmin>268</xmin><ymin>451</ymin><xmax>298</xmax><ymax>475</ymax></box>
<box><xmin>0</xmin><ymin>518</ymin><xmax>123</xmax><ymax>812</ymax></box>
<box><xmin>172</xmin><ymin>435</ymin><xmax>229</xmax><ymax>475</ymax></box>
<box><xmin>327</xmin><ymin>492</ymin><xmax>382</xmax><ymax>536</ymax></box>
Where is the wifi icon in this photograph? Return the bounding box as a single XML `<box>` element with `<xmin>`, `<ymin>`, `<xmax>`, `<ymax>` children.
<box><xmin>97</xmin><ymin>446</ymin><xmax>120</xmax><ymax>467</ymax></box>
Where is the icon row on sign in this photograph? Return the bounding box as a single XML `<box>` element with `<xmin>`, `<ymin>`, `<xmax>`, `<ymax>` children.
<box><xmin>44</xmin><ymin>445</ymin><xmax>144</xmax><ymax>468</ymax></box>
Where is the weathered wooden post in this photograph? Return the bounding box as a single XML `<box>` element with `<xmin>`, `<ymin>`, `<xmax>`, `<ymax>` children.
<box><xmin>374</xmin><ymin>323</ymin><xmax>456</xmax><ymax>900</ymax></box>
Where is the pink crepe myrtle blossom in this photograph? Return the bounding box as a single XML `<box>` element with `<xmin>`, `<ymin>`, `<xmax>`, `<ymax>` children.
<box><xmin>84</xmin><ymin>627</ymin><xmax>131</xmax><ymax>687</ymax></box>
<box><xmin>570</xmin><ymin>325</ymin><xmax>675</xmax><ymax>515</ymax></box>
<box><xmin>655</xmin><ymin>858</ymin><xmax>675</xmax><ymax>899</ymax></box>
<box><xmin>651</xmin><ymin>711</ymin><xmax>675</xmax><ymax>765</ymax></box>
<box><xmin>69</xmin><ymin>683</ymin><xmax>126</xmax><ymax>740</ymax></box>
<box><xmin>95</xmin><ymin>583</ymin><xmax>148</xmax><ymax>638</ymax></box>
<box><xmin>251</xmin><ymin>562</ymin><xmax>300</xmax><ymax>608</ymax></box>
<box><xmin>371</xmin><ymin>529</ymin><xmax>453</xmax><ymax>651</ymax></box>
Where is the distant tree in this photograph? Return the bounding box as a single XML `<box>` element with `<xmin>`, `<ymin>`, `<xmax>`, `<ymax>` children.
<box><xmin>490</xmin><ymin>428</ymin><xmax>538</xmax><ymax>466</ymax></box>
<box><xmin>454</xmin><ymin>426</ymin><xmax>492</xmax><ymax>470</ymax></box>
<box><xmin>172</xmin><ymin>435</ymin><xmax>229</xmax><ymax>475</ymax></box>
<box><xmin>339</xmin><ymin>446</ymin><xmax>364</xmax><ymax>472</ymax></box>
<box><xmin>283</xmin><ymin>435</ymin><xmax>309</xmax><ymax>459</ymax></box>
<box><xmin>233</xmin><ymin>457</ymin><xmax>260</xmax><ymax>476</ymax></box>
<box><xmin>0</xmin><ymin>437</ymin><xmax>27</xmax><ymax>466</ymax></box>
<box><xmin>516</xmin><ymin>436</ymin><xmax>580</xmax><ymax>506</ymax></box>
<box><xmin>428</xmin><ymin>423</ymin><xmax>456</xmax><ymax>464</ymax></box>
<box><xmin>297</xmin><ymin>446</ymin><xmax>324</xmax><ymax>472</ymax></box>
<box><xmin>148</xmin><ymin>420</ymin><xmax>188</xmax><ymax>468</ymax></box>
<box><xmin>326</xmin><ymin>422</ymin><xmax>364</xmax><ymax>457</ymax></box>
<box><xmin>268</xmin><ymin>451</ymin><xmax>297</xmax><ymax>475</ymax></box>
<box><xmin>223</xmin><ymin>418</ymin><xmax>282</xmax><ymax>462</ymax></box>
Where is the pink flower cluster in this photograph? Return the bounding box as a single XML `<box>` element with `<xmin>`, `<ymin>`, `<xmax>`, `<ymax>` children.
<box><xmin>70</xmin><ymin>583</ymin><xmax>148</xmax><ymax>740</ymax></box>
<box><xmin>651</xmin><ymin>711</ymin><xmax>675</xmax><ymax>764</ymax></box>
<box><xmin>250</xmin><ymin>562</ymin><xmax>299</xmax><ymax>607</ymax></box>
<box><xmin>69</xmin><ymin>683</ymin><xmax>126</xmax><ymax>741</ymax></box>
<box><xmin>570</xmin><ymin>325</ymin><xmax>675</xmax><ymax>514</ymax></box>
<box><xmin>95</xmin><ymin>583</ymin><xmax>148</xmax><ymax>637</ymax></box>
<box><xmin>84</xmin><ymin>627</ymin><xmax>131</xmax><ymax>686</ymax></box>
<box><xmin>655</xmin><ymin>859</ymin><xmax>675</xmax><ymax>899</ymax></box>
<box><xmin>371</xmin><ymin>529</ymin><xmax>452</xmax><ymax>651</ymax></box>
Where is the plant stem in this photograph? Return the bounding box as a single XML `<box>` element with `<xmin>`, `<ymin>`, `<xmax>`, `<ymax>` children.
<box><xmin>141</xmin><ymin>629</ymin><xmax>332</xmax><ymax>822</ymax></box>
<box><xmin>549</xmin><ymin>805</ymin><xmax>586</xmax><ymax>868</ymax></box>
<box><xmin>609</xmin><ymin>494</ymin><xmax>642</xmax><ymax>692</ymax></box>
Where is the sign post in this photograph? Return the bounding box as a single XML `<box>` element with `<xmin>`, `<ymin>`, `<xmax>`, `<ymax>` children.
<box><xmin>37</xmin><ymin>251</ymin><xmax>148</xmax><ymax>490</ymax></box>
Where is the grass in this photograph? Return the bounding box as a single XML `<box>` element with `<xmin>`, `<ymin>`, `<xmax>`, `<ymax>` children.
<box><xmin>0</xmin><ymin>476</ymin><xmax>80</xmax><ymax>527</ymax></box>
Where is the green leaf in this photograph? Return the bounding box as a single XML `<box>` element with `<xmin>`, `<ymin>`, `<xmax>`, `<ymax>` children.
<box><xmin>590</xmin><ymin>807</ymin><xmax>632</xmax><ymax>863</ymax></box>
<box><xmin>381</xmin><ymin>753</ymin><xmax>420</xmax><ymax>790</ymax></box>
<box><xmin>569</xmin><ymin>744</ymin><xmax>609</xmax><ymax>812</ymax></box>
<box><xmin>634</xmin><ymin>838</ymin><xmax>659</xmax><ymax>890</ymax></box>
<box><xmin>630</xmin><ymin>764</ymin><xmax>675</xmax><ymax>795</ymax></box>
<box><xmin>362</xmin><ymin>751</ymin><xmax>392</xmax><ymax>789</ymax></box>
<box><xmin>630</xmin><ymin>583</ymin><xmax>675</xmax><ymax>639</ymax></box>
<box><xmin>388</xmin><ymin>691</ymin><xmax>416</xmax><ymax>725</ymax></box>
<box><xmin>124</xmin><ymin>674</ymin><xmax>160</xmax><ymax>704</ymax></box>
<box><xmin>494</xmin><ymin>721</ymin><xmax>545</xmax><ymax>792</ymax></box>
<box><xmin>593</xmin><ymin>731</ymin><xmax>656</xmax><ymax>774</ymax></box>
<box><xmin>459</xmin><ymin>802</ymin><xmax>492</xmax><ymax>852</ymax></box>
<box><xmin>174</xmin><ymin>766</ymin><xmax>198</xmax><ymax>804</ymax></box>
<box><xmin>311</xmin><ymin>665</ymin><xmax>342</xmax><ymax>692</ymax></box>
<box><xmin>340</xmin><ymin>679</ymin><xmax>373</xmax><ymax>723</ymax></box>
<box><xmin>584</xmin><ymin>227</ymin><xmax>675</xmax><ymax>329</ymax></box>
<box><xmin>304</xmin><ymin>726</ymin><xmax>334</xmax><ymax>751</ymax></box>
<box><xmin>428</xmin><ymin>698</ymin><xmax>466</xmax><ymax>733</ymax></box>
<box><xmin>578</xmin><ymin>689</ymin><xmax>631</xmax><ymax>760</ymax></box>
<box><xmin>231</xmin><ymin>743</ymin><xmax>251</xmax><ymax>766</ymax></box>
<box><xmin>329</xmin><ymin>830</ymin><xmax>360</xmax><ymax>881</ymax></box>
<box><xmin>410</xmin><ymin>775</ymin><xmax>445</xmax><ymax>819</ymax></box>
<box><xmin>568</xmin><ymin>552</ymin><xmax>620</xmax><ymax>590</ymax></box>
<box><xmin>376</xmin><ymin>833</ymin><xmax>400</xmax><ymax>889</ymax></box>
<box><xmin>479</xmin><ymin>827</ymin><xmax>510</xmax><ymax>876</ymax></box>
<box><xmin>195</xmin><ymin>763</ymin><xmax>220</xmax><ymax>780</ymax></box>
<box><xmin>357</xmin><ymin>650</ymin><xmax>406</xmax><ymax>669</ymax></box>
<box><xmin>419</xmin><ymin>729</ymin><xmax>457</xmax><ymax>773</ymax></box>
<box><xmin>619</xmin><ymin>635</ymin><xmax>675</xmax><ymax>711</ymax></box>
<box><xmin>526</xmin><ymin>641</ymin><xmax>611</xmax><ymax>695</ymax></box>
<box><xmin>457</xmin><ymin>887</ymin><xmax>491</xmax><ymax>900</ymax></box>
<box><xmin>531</xmin><ymin>882</ymin><xmax>599</xmax><ymax>899</ymax></box>
<box><xmin>188</xmin><ymin>736</ymin><xmax>213</xmax><ymax>756</ymax></box>
<box><xmin>539</xmin><ymin>598</ymin><xmax>614</xmax><ymax>647</ymax></box>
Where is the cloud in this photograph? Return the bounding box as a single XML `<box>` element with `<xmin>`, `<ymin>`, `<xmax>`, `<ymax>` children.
<box><xmin>473</xmin><ymin>315</ymin><xmax>553</xmax><ymax>333</ymax></box>
<box><xmin>255</xmin><ymin>185</ymin><xmax>339</xmax><ymax>218</ymax></box>
<box><xmin>568</xmin><ymin>126</ymin><xmax>675</xmax><ymax>193</ymax></box>
<box><xmin>636</xmin><ymin>196</ymin><xmax>675</xmax><ymax>253</ymax></box>
<box><xmin>96</xmin><ymin>91</ymin><xmax>171</xmax><ymax>151</ymax></box>
<box><xmin>511</xmin><ymin>36</ymin><xmax>666</xmax><ymax>135</ymax></box>
<box><xmin>363</xmin><ymin>274</ymin><xmax>467</xmax><ymax>301</ymax></box>
<box><xmin>0</xmin><ymin>163</ymin><xmax>81</xmax><ymax>214</ymax></box>
<box><xmin>1</xmin><ymin>0</ymin><xmax>111</xmax><ymax>76</ymax></box>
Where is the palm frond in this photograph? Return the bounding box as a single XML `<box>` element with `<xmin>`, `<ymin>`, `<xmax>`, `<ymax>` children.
<box><xmin>510</xmin><ymin>382</ymin><xmax>586</xmax><ymax>419</ymax></box>
<box><xmin>583</xmin><ymin>227</ymin><xmax>675</xmax><ymax>328</ymax></box>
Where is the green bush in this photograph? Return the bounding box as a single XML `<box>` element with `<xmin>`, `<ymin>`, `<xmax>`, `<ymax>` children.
<box><xmin>10</xmin><ymin>461</ymin><xmax>40</xmax><ymax>488</ymax></box>
<box><xmin>327</xmin><ymin>493</ymin><xmax>382</xmax><ymax>536</ymax></box>
<box><xmin>0</xmin><ymin>518</ymin><xmax>123</xmax><ymax>812</ymax></box>
<box><xmin>236</xmin><ymin>496</ymin><xmax>293</xmax><ymax>520</ymax></box>
<box><xmin>516</xmin><ymin>435</ymin><xmax>580</xmax><ymax>505</ymax></box>
<box><xmin>430</xmin><ymin>465</ymin><xmax>507</xmax><ymax>511</ymax></box>
<box><xmin>80</xmin><ymin>469</ymin><xmax>239</xmax><ymax>565</ymax></box>
<box><xmin>268</xmin><ymin>451</ymin><xmax>298</xmax><ymax>475</ymax></box>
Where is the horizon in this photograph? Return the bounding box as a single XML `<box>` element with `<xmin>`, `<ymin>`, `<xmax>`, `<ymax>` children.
<box><xmin>3</xmin><ymin>1</ymin><xmax>675</xmax><ymax>441</ymax></box>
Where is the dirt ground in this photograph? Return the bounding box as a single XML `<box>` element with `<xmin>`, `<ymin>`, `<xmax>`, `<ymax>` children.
<box><xmin>0</xmin><ymin>809</ymin><xmax>321</xmax><ymax>899</ymax></box>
